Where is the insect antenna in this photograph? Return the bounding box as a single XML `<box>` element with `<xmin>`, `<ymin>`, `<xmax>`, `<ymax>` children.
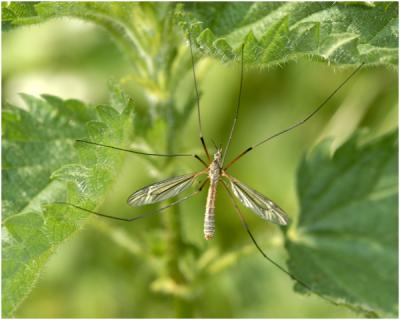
<box><xmin>222</xmin><ymin>43</ymin><xmax>245</xmax><ymax>165</ymax></box>
<box><xmin>221</xmin><ymin>180</ymin><xmax>338</xmax><ymax>306</ymax></box>
<box><xmin>188</xmin><ymin>33</ymin><xmax>211</xmax><ymax>162</ymax></box>
<box><xmin>210</xmin><ymin>138</ymin><xmax>219</xmax><ymax>150</ymax></box>
<box><xmin>224</xmin><ymin>62</ymin><xmax>365</xmax><ymax>170</ymax></box>
<box><xmin>76</xmin><ymin>140</ymin><xmax>208</xmax><ymax>167</ymax></box>
<box><xmin>54</xmin><ymin>179</ymin><xmax>208</xmax><ymax>222</ymax></box>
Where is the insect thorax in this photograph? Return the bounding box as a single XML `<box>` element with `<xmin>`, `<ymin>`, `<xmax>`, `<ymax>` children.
<box><xmin>209</xmin><ymin>150</ymin><xmax>222</xmax><ymax>183</ymax></box>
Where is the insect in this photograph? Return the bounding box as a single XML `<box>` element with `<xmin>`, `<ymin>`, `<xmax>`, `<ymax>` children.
<box><xmin>59</xmin><ymin>35</ymin><xmax>364</xmax><ymax>305</ymax></box>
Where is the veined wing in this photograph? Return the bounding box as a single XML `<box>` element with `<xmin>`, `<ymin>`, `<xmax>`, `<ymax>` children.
<box><xmin>127</xmin><ymin>173</ymin><xmax>203</xmax><ymax>207</ymax></box>
<box><xmin>227</xmin><ymin>176</ymin><xmax>289</xmax><ymax>225</ymax></box>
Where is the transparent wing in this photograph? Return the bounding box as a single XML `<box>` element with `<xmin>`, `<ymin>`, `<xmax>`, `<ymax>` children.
<box><xmin>227</xmin><ymin>176</ymin><xmax>289</xmax><ymax>225</ymax></box>
<box><xmin>127</xmin><ymin>173</ymin><xmax>202</xmax><ymax>207</ymax></box>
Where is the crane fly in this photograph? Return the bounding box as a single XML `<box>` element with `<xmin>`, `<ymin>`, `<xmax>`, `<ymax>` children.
<box><xmin>59</xmin><ymin>34</ymin><xmax>364</xmax><ymax>306</ymax></box>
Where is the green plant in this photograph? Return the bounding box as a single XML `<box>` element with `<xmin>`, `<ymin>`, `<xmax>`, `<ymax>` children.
<box><xmin>2</xmin><ymin>2</ymin><xmax>398</xmax><ymax>318</ymax></box>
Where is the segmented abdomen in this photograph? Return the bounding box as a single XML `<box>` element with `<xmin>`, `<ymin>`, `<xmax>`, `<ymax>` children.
<box><xmin>204</xmin><ymin>182</ymin><xmax>217</xmax><ymax>240</ymax></box>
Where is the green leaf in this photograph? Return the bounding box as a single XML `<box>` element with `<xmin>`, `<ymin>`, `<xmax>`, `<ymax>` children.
<box><xmin>2</xmin><ymin>94</ymin><xmax>93</xmax><ymax>316</ymax></box>
<box><xmin>2</xmin><ymin>92</ymin><xmax>134</xmax><ymax>317</ymax></box>
<box><xmin>178</xmin><ymin>2</ymin><xmax>398</xmax><ymax>67</ymax></box>
<box><xmin>2</xmin><ymin>94</ymin><xmax>91</xmax><ymax>220</ymax></box>
<box><xmin>3</xmin><ymin>2</ymin><xmax>144</xmax><ymax>68</ymax></box>
<box><xmin>53</xmin><ymin>104</ymin><xmax>134</xmax><ymax>209</ymax></box>
<box><xmin>1</xmin><ymin>2</ymin><xmax>181</xmax><ymax>85</ymax></box>
<box><xmin>285</xmin><ymin>131</ymin><xmax>398</xmax><ymax>317</ymax></box>
<box><xmin>6</xmin><ymin>3</ymin><xmax>397</xmax><ymax>69</ymax></box>
<box><xmin>1</xmin><ymin>2</ymin><xmax>41</xmax><ymax>31</ymax></box>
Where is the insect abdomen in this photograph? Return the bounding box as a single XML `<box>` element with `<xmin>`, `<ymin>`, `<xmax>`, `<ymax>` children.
<box><xmin>204</xmin><ymin>182</ymin><xmax>217</xmax><ymax>240</ymax></box>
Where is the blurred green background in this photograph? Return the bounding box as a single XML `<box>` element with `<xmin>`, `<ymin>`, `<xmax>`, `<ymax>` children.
<box><xmin>3</xmin><ymin>17</ymin><xmax>397</xmax><ymax>318</ymax></box>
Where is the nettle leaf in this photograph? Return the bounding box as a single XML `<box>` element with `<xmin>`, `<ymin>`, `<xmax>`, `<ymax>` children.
<box><xmin>2</xmin><ymin>2</ymin><xmax>143</xmax><ymax>66</ymax></box>
<box><xmin>53</xmin><ymin>102</ymin><xmax>134</xmax><ymax>210</ymax></box>
<box><xmin>2</xmin><ymin>94</ymin><xmax>92</xmax><ymax>220</ymax></box>
<box><xmin>179</xmin><ymin>2</ymin><xmax>398</xmax><ymax>67</ymax></box>
<box><xmin>285</xmin><ymin>131</ymin><xmax>398</xmax><ymax>317</ymax></box>
<box><xmin>2</xmin><ymin>92</ymin><xmax>133</xmax><ymax>317</ymax></box>
<box><xmin>2</xmin><ymin>94</ymin><xmax>93</xmax><ymax>316</ymax></box>
<box><xmin>1</xmin><ymin>2</ymin><xmax>179</xmax><ymax>82</ymax></box>
<box><xmin>1</xmin><ymin>2</ymin><xmax>41</xmax><ymax>31</ymax></box>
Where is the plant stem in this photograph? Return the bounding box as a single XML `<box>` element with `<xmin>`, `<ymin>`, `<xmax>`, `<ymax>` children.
<box><xmin>163</xmin><ymin>201</ymin><xmax>193</xmax><ymax>317</ymax></box>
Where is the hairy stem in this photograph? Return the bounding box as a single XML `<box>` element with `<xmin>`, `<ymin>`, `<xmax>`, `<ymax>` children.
<box><xmin>154</xmin><ymin>71</ymin><xmax>193</xmax><ymax>315</ymax></box>
<box><xmin>163</xmin><ymin>202</ymin><xmax>193</xmax><ymax>317</ymax></box>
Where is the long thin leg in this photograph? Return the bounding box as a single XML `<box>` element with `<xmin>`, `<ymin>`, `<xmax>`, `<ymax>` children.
<box><xmin>54</xmin><ymin>179</ymin><xmax>209</xmax><ymax>222</ymax></box>
<box><xmin>188</xmin><ymin>34</ymin><xmax>211</xmax><ymax>162</ymax></box>
<box><xmin>221</xmin><ymin>44</ymin><xmax>245</xmax><ymax>165</ymax></box>
<box><xmin>224</xmin><ymin>63</ymin><xmax>365</xmax><ymax>170</ymax></box>
<box><xmin>221</xmin><ymin>180</ymin><xmax>338</xmax><ymax>306</ymax></box>
<box><xmin>76</xmin><ymin>140</ymin><xmax>208</xmax><ymax>167</ymax></box>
